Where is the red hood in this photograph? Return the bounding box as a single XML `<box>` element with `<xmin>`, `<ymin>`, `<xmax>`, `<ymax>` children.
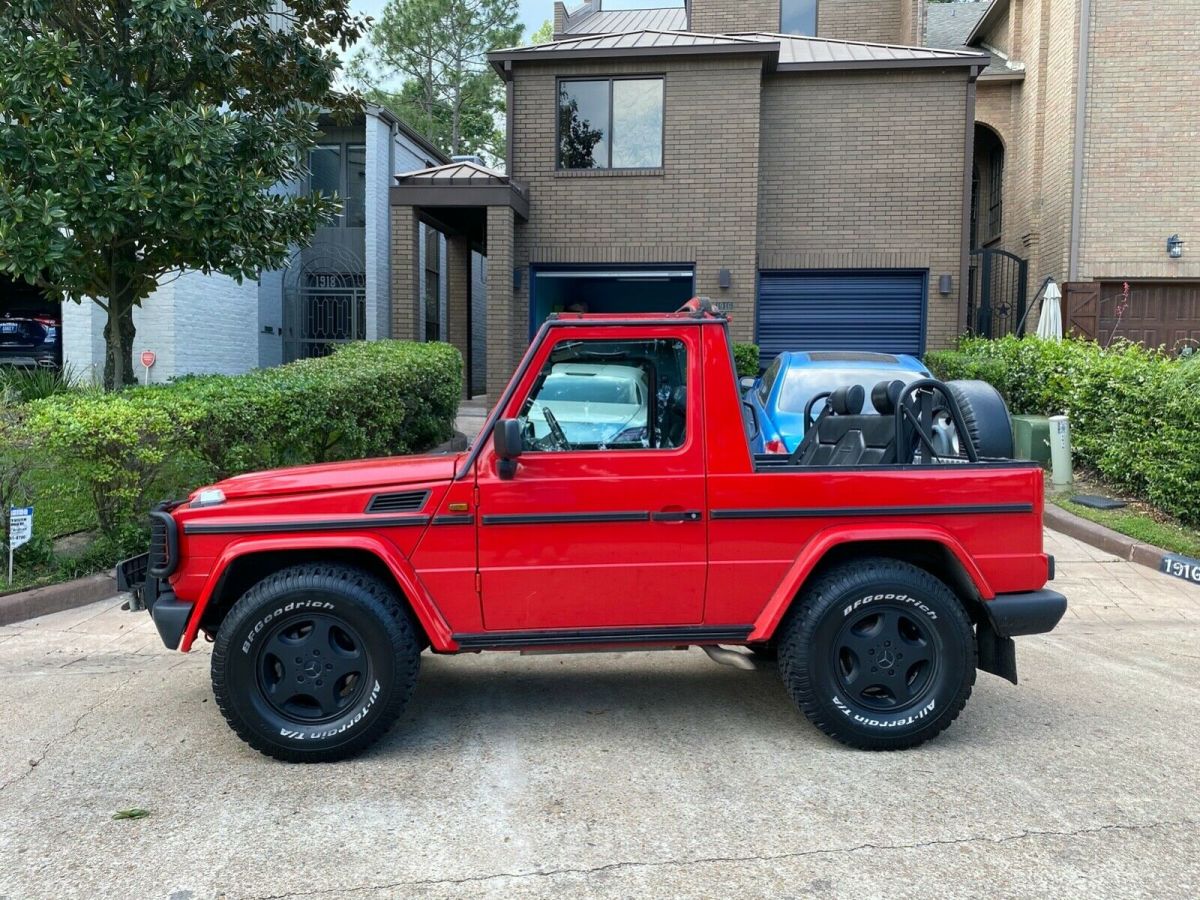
<box><xmin>201</xmin><ymin>453</ymin><xmax>462</xmax><ymax>501</ymax></box>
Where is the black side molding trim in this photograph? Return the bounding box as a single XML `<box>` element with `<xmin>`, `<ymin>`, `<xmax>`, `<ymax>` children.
<box><xmin>454</xmin><ymin>625</ymin><xmax>753</xmax><ymax>650</ymax></box>
<box><xmin>184</xmin><ymin>516</ymin><xmax>431</xmax><ymax>535</ymax></box>
<box><xmin>710</xmin><ymin>503</ymin><xmax>1034</xmax><ymax>520</ymax></box>
<box><xmin>432</xmin><ymin>515</ymin><xmax>475</xmax><ymax>526</ymax></box>
<box><xmin>984</xmin><ymin>589</ymin><xmax>1068</xmax><ymax>637</ymax></box>
<box><xmin>481</xmin><ymin>511</ymin><xmax>650</xmax><ymax>526</ymax></box>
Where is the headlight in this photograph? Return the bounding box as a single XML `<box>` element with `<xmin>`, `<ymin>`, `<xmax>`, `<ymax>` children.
<box><xmin>191</xmin><ymin>488</ymin><xmax>226</xmax><ymax>508</ymax></box>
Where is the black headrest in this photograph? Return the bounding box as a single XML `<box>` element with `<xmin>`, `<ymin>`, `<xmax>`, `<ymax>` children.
<box><xmin>871</xmin><ymin>380</ymin><xmax>906</xmax><ymax>416</ymax></box>
<box><xmin>671</xmin><ymin>384</ymin><xmax>686</xmax><ymax>406</ymax></box>
<box><xmin>829</xmin><ymin>384</ymin><xmax>865</xmax><ymax>416</ymax></box>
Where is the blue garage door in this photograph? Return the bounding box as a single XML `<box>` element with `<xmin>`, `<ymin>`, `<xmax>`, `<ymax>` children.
<box><xmin>757</xmin><ymin>270</ymin><xmax>927</xmax><ymax>360</ymax></box>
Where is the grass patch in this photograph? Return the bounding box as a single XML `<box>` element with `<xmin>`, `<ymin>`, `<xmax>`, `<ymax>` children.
<box><xmin>1047</xmin><ymin>471</ymin><xmax>1200</xmax><ymax>559</ymax></box>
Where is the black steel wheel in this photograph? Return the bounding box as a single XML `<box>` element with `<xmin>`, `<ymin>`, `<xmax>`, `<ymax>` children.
<box><xmin>777</xmin><ymin>558</ymin><xmax>976</xmax><ymax>750</ymax></box>
<box><xmin>212</xmin><ymin>563</ymin><xmax>420</xmax><ymax>763</ymax></box>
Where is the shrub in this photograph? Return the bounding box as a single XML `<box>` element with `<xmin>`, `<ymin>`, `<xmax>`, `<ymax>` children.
<box><xmin>23</xmin><ymin>341</ymin><xmax>462</xmax><ymax>539</ymax></box>
<box><xmin>927</xmin><ymin>336</ymin><xmax>1200</xmax><ymax>526</ymax></box>
<box><xmin>733</xmin><ymin>343</ymin><xmax>760</xmax><ymax>378</ymax></box>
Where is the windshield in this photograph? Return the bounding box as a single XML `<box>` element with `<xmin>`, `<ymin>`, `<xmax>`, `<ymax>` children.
<box><xmin>777</xmin><ymin>367</ymin><xmax>926</xmax><ymax>416</ymax></box>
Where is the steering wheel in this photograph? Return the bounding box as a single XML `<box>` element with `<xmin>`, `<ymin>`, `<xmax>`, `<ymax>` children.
<box><xmin>541</xmin><ymin>406</ymin><xmax>570</xmax><ymax>451</ymax></box>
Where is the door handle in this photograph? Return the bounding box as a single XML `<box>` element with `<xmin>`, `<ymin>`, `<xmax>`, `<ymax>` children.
<box><xmin>652</xmin><ymin>510</ymin><xmax>703</xmax><ymax>523</ymax></box>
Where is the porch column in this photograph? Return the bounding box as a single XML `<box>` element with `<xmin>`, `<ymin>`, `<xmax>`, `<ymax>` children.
<box><xmin>485</xmin><ymin>206</ymin><xmax>516</xmax><ymax>397</ymax></box>
<box><xmin>446</xmin><ymin>233</ymin><xmax>471</xmax><ymax>397</ymax></box>
<box><xmin>389</xmin><ymin>204</ymin><xmax>421</xmax><ymax>341</ymax></box>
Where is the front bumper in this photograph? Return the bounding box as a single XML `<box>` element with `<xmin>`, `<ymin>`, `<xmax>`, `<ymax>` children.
<box><xmin>116</xmin><ymin>553</ymin><xmax>192</xmax><ymax>650</ymax></box>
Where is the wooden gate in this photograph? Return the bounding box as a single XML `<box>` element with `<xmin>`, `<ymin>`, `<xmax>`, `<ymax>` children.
<box><xmin>1066</xmin><ymin>281</ymin><xmax>1200</xmax><ymax>352</ymax></box>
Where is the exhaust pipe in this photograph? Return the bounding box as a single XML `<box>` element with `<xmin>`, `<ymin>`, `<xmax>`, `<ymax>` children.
<box><xmin>702</xmin><ymin>645</ymin><xmax>757</xmax><ymax>671</ymax></box>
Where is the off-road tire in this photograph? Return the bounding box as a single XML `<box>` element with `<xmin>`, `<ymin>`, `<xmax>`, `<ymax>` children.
<box><xmin>945</xmin><ymin>380</ymin><xmax>1014</xmax><ymax>459</ymax></box>
<box><xmin>777</xmin><ymin>558</ymin><xmax>975</xmax><ymax>750</ymax></box>
<box><xmin>211</xmin><ymin>563</ymin><xmax>420</xmax><ymax>763</ymax></box>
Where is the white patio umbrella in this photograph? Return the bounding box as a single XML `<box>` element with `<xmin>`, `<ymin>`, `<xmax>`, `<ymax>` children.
<box><xmin>1036</xmin><ymin>278</ymin><xmax>1063</xmax><ymax>340</ymax></box>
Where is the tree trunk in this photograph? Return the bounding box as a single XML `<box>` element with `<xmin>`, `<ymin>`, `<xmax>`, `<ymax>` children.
<box><xmin>103</xmin><ymin>298</ymin><xmax>136</xmax><ymax>390</ymax></box>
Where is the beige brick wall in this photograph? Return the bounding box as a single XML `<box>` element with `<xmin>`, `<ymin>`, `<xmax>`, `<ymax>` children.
<box><xmin>818</xmin><ymin>0</ymin><xmax>905</xmax><ymax>44</ymax></box>
<box><xmin>509</xmin><ymin>56</ymin><xmax>764</xmax><ymax>357</ymax></box>
<box><xmin>1077</xmin><ymin>0</ymin><xmax>1200</xmax><ymax>281</ymax></box>
<box><xmin>690</xmin><ymin>0</ymin><xmax>780</xmax><ymax>34</ymax></box>
<box><xmin>485</xmin><ymin>207</ymin><xmax>516</xmax><ymax>396</ymax></box>
<box><xmin>757</xmin><ymin>69</ymin><xmax>972</xmax><ymax>350</ymax></box>
<box><xmin>389</xmin><ymin>206</ymin><xmax>420</xmax><ymax>340</ymax></box>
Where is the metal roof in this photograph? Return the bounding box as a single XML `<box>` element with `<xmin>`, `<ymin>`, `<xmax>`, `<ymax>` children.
<box><xmin>561</xmin><ymin>6</ymin><xmax>689</xmax><ymax>36</ymax></box>
<box><xmin>732</xmin><ymin>33</ymin><xmax>989</xmax><ymax>71</ymax></box>
<box><xmin>490</xmin><ymin>30</ymin><xmax>987</xmax><ymax>78</ymax></box>
<box><xmin>924</xmin><ymin>1</ymin><xmax>990</xmax><ymax>49</ymax></box>
<box><xmin>395</xmin><ymin>160</ymin><xmax>518</xmax><ymax>187</ymax></box>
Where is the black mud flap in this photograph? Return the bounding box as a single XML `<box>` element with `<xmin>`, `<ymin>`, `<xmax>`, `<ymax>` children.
<box><xmin>977</xmin><ymin>621</ymin><xmax>1018</xmax><ymax>685</ymax></box>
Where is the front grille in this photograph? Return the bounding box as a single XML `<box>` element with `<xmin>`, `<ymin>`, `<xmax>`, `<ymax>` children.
<box><xmin>365</xmin><ymin>490</ymin><xmax>430</xmax><ymax>514</ymax></box>
<box><xmin>147</xmin><ymin>510</ymin><xmax>179</xmax><ymax>578</ymax></box>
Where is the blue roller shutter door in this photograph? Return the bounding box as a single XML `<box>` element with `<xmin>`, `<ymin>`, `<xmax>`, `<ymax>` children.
<box><xmin>756</xmin><ymin>270</ymin><xmax>927</xmax><ymax>360</ymax></box>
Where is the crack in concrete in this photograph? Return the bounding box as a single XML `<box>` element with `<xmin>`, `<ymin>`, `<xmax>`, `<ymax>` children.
<box><xmin>248</xmin><ymin>817</ymin><xmax>1198</xmax><ymax>899</ymax></box>
<box><xmin>0</xmin><ymin>681</ymin><xmax>126</xmax><ymax>794</ymax></box>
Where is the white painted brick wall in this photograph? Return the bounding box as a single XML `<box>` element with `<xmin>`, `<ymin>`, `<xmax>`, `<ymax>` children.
<box><xmin>364</xmin><ymin>113</ymin><xmax>392</xmax><ymax>341</ymax></box>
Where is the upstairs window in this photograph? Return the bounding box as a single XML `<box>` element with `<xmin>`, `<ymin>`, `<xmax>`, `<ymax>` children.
<box><xmin>781</xmin><ymin>0</ymin><xmax>818</xmax><ymax>36</ymax></box>
<box><xmin>306</xmin><ymin>143</ymin><xmax>366</xmax><ymax>227</ymax></box>
<box><xmin>558</xmin><ymin>78</ymin><xmax>664</xmax><ymax>170</ymax></box>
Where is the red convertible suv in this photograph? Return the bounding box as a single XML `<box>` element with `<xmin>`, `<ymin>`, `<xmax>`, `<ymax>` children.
<box><xmin>120</xmin><ymin>301</ymin><xmax>1065</xmax><ymax>762</ymax></box>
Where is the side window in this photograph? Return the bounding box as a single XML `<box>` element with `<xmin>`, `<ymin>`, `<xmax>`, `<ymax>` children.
<box><xmin>518</xmin><ymin>339</ymin><xmax>688</xmax><ymax>452</ymax></box>
<box><xmin>757</xmin><ymin>355</ymin><xmax>782</xmax><ymax>406</ymax></box>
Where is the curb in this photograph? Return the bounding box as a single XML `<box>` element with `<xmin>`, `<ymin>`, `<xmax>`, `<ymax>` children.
<box><xmin>1044</xmin><ymin>503</ymin><xmax>1168</xmax><ymax>571</ymax></box>
<box><xmin>0</xmin><ymin>573</ymin><xmax>118</xmax><ymax>627</ymax></box>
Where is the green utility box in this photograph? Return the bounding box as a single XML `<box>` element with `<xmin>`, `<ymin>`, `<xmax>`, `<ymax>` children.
<box><xmin>1011</xmin><ymin>415</ymin><xmax>1051</xmax><ymax>464</ymax></box>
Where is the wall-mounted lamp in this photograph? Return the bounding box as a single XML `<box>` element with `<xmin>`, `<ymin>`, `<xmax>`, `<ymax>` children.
<box><xmin>938</xmin><ymin>273</ymin><xmax>953</xmax><ymax>296</ymax></box>
<box><xmin>718</xmin><ymin>268</ymin><xmax>732</xmax><ymax>290</ymax></box>
<box><xmin>1167</xmin><ymin>234</ymin><xmax>1185</xmax><ymax>259</ymax></box>
<box><xmin>513</xmin><ymin>267</ymin><xmax>523</xmax><ymax>290</ymax></box>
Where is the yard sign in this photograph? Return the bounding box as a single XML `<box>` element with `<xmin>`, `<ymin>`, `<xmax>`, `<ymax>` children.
<box><xmin>7</xmin><ymin>506</ymin><xmax>33</xmax><ymax>585</ymax></box>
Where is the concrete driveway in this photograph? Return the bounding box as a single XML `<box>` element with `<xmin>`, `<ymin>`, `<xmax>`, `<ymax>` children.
<box><xmin>2</xmin><ymin>530</ymin><xmax>1199</xmax><ymax>899</ymax></box>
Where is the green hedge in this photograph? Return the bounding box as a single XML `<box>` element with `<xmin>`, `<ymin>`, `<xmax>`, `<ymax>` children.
<box><xmin>22</xmin><ymin>341</ymin><xmax>462</xmax><ymax>542</ymax></box>
<box><xmin>733</xmin><ymin>343</ymin><xmax>760</xmax><ymax>378</ymax></box>
<box><xmin>927</xmin><ymin>336</ymin><xmax>1200</xmax><ymax>526</ymax></box>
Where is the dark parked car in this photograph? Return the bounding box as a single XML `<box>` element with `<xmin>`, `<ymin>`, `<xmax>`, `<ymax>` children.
<box><xmin>0</xmin><ymin>315</ymin><xmax>60</xmax><ymax>369</ymax></box>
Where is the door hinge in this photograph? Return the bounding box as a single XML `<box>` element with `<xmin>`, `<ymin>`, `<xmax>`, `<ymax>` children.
<box><xmin>474</xmin><ymin>571</ymin><xmax>482</xmax><ymax>594</ymax></box>
<box><xmin>473</xmin><ymin>484</ymin><xmax>480</xmax><ymax>507</ymax></box>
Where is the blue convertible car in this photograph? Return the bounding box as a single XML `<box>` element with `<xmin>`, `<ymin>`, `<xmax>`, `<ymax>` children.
<box><xmin>743</xmin><ymin>351</ymin><xmax>930</xmax><ymax>454</ymax></box>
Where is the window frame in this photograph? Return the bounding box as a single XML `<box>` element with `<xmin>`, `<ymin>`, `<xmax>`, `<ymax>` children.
<box><xmin>780</xmin><ymin>0</ymin><xmax>819</xmax><ymax>37</ymax></box>
<box><xmin>555</xmin><ymin>75</ymin><xmax>666</xmax><ymax>172</ymax></box>
<box><xmin>514</xmin><ymin>336</ymin><xmax>691</xmax><ymax>455</ymax></box>
<box><xmin>344</xmin><ymin>143</ymin><xmax>367</xmax><ymax>228</ymax></box>
<box><xmin>987</xmin><ymin>147</ymin><xmax>1003</xmax><ymax>239</ymax></box>
<box><xmin>306</xmin><ymin>142</ymin><xmax>368</xmax><ymax>228</ymax></box>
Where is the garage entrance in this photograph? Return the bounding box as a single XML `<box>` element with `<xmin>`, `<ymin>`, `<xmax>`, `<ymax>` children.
<box><xmin>757</xmin><ymin>270</ymin><xmax>927</xmax><ymax>361</ymax></box>
<box><xmin>530</xmin><ymin>266</ymin><xmax>695</xmax><ymax>336</ymax></box>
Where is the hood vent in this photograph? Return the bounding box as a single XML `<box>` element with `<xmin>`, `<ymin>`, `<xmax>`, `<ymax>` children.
<box><xmin>366</xmin><ymin>490</ymin><xmax>431</xmax><ymax>514</ymax></box>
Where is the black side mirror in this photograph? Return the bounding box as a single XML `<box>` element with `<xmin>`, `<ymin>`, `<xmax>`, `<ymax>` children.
<box><xmin>493</xmin><ymin>418</ymin><xmax>523</xmax><ymax>479</ymax></box>
<box><xmin>742</xmin><ymin>401</ymin><xmax>761</xmax><ymax>440</ymax></box>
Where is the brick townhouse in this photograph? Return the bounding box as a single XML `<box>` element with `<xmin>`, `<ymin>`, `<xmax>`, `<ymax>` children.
<box><xmin>929</xmin><ymin>0</ymin><xmax>1199</xmax><ymax>348</ymax></box>
<box><xmin>390</xmin><ymin>0</ymin><xmax>990</xmax><ymax>395</ymax></box>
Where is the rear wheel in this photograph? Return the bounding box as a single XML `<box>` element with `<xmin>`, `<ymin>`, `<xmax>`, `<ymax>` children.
<box><xmin>777</xmin><ymin>558</ymin><xmax>975</xmax><ymax>750</ymax></box>
<box><xmin>211</xmin><ymin>563</ymin><xmax>420</xmax><ymax>763</ymax></box>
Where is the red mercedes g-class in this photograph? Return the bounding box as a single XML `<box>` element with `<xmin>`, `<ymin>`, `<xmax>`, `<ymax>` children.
<box><xmin>120</xmin><ymin>301</ymin><xmax>1066</xmax><ymax>762</ymax></box>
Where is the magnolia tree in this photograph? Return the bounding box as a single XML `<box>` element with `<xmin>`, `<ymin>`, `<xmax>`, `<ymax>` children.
<box><xmin>0</xmin><ymin>1</ymin><xmax>367</xmax><ymax>389</ymax></box>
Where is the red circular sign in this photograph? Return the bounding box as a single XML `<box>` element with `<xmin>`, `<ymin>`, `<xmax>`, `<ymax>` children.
<box><xmin>140</xmin><ymin>350</ymin><xmax>157</xmax><ymax>368</ymax></box>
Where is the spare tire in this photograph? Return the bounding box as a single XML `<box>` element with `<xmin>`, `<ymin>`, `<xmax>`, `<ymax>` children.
<box><xmin>945</xmin><ymin>380</ymin><xmax>1014</xmax><ymax>459</ymax></box>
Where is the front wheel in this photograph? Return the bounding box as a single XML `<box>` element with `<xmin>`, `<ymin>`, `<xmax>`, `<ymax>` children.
<box><xmin>777</xmin><ymin>558</ymin><xmax>976</xmax><ymax>750</ymax></box>
<box><xmin>211</xmin><ymin>563</ymin><xmax>421</xmax><ymax>762</ymax></box>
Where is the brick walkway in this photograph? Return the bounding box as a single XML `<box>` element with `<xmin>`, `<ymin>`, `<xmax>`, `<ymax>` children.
<box><xmin>1045</xmin><ymin>528</ymin><xmax>1200</xmax><ymax>626</ymax></box>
